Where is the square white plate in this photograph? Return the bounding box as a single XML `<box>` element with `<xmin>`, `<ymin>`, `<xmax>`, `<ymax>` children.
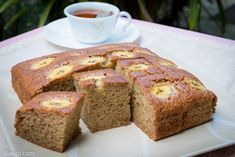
<box><xmin>0</xmin><ymin>46</ymin><xmax>235</xmax><ymax>157</ymax></box>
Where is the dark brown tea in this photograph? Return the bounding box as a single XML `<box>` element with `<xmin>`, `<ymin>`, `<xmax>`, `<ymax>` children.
<box><xmin>73</xmin><ymin>9</ymin><xmax>113</xmax><ymax>18</ymax></box>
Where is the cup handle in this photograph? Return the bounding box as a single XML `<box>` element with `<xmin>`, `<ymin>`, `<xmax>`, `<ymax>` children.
<box><xmin>118</xmin><ymin>11</ymin><xmax>132</xmax><ymax>32</ymax></box>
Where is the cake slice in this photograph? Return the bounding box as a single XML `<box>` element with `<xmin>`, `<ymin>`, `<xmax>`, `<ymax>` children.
<box><xmin>14</xmin><ymin>91</ymin><xmax>85</xmax><ymax>152</ymax></box>
<box><xmin>73</xmin><ymin>69</ymin><xmax>131</xmax><ymax>132</ymax></box>
<box><xmin>160</xmin><ymin>68</ymin><xmax>217</xmax><ymax>129</ymax></box>
<box><xmin>132</xmin><ymin>74</ymin><xmax>217</xmax><ymax>140</ymax></box>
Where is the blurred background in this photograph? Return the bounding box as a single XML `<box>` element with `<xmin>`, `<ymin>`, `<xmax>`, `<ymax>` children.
<box><xmin>0</xmin><ymin>0</ymin><xmax>235</xmax><ymax>41</ymax></box>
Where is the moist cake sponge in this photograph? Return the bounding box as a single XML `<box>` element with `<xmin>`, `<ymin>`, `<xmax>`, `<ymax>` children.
<box><xmin>14</xmin><ymin>91</ymin><xmax>85</xmax><ymax>152</ymax></box>
<box><xmin>73</xmin><ymin>69</ymin><xmax>131</xmax><ymax>133</ymax></box>
<box><xmin>132</xmin><ymin>74</ymin><xmax>217</xmax><ymax>140</ymax></box>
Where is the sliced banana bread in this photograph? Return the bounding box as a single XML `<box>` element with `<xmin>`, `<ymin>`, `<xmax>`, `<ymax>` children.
<box><xmin>14</xmin><ymin>91</ymin><xmax>85</xmax><ymax>152</ymax></box>
<box><xmin>73</xmin><ymin>69</ymin><xmax>131</xmax><ymax>133</ymax></box>
<box><xmin>132</xmin><ymin>74</ymin><xmax>217</xmax><ymax>140</ymax></box>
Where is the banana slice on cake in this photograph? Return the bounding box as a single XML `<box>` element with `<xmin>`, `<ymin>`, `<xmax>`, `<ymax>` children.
<box><xmin>128</xmin><ymin>64</ymin><xmax>149</xmax><ymax>71</ymax></box>
<box><xmin>184</xmin><ymin>78</ymin><xmax>205</xmax><ymax>91</ymax></box>
<box><xmin>80</xmin><ymin>75</ymin><xmax>106</xmax><ymax>81</ymax></box>
<box><xmin>40</xmin><ymin>98</ymin><xmax>71</xmax><ymax>108</ymax></box>
<box><xmin>112</xmin><ymin>51</ymin><xmax>134</xmax><ymax>58</ymax></box>
<box><xmin>132</xmin><ymin>49</ymin><xmax>153</xmax><ymax>55</ymax></box>
<box><xmin>31</xmin><ymin>57</ymin><xmax>55</xmax><ymax>70</ymax></box>
<box><xmin>47</xmin><ymin>64</ymin><xmax>73</xmax><ymax>80</ymax></box>
<box><xmin>159</xmin><ymin>60</ymin><xmax>177</xmax><ymax>67</ymax></box>
<box><xmin>80</xmin><ymin>74</ymin><xmax>106</xmax><ymax>89</ymax></box>
<box><xmin>150</xmin><ymin>83</ymin><xmax>176</xmax><ymax>100</ymax></box>
<box><xmin>80</xmin><ymin>56</ymin><xmax>105</xmax><ymax>65</ymax></box>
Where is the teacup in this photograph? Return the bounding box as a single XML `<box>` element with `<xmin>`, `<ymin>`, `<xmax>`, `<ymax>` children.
<box><xmin>64</xmin><ymin>2</ymin><xmax>132</xmax><ymax>44</ymax></box>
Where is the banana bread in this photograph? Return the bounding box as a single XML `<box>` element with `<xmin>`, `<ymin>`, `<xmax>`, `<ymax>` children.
<box><xmin>132</xmin><ymin>74</ymin><xmax>217</xmax><ymax>140</ymax></box>
<box><xmin>73</xmin><ymin>69</ymin><xmax>131</xmax><ymax>132</ymax></box>
<box><xmin>12</xmin><ymin>43</ymin><xmax>217</xmax><ymax>148</ymax></box>
<box><xmin>14</xmin><ymin>91</ymin><xmax>85</xmax><ymax>152</ymax></box>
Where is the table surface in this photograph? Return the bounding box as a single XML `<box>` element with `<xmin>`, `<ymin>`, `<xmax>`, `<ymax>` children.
<box><xmin>0</xmin><ymin>19</ymin><xmax>235</xmax><ymax>157</ymax></box>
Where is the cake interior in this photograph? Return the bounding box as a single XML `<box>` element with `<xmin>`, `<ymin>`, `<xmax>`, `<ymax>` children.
<box><xmin>74</xmin><ymin>70</ymin><xmax>131</xmax><ymax>133</ymax></box>
<box><xmin>81</xmin><ymin>85</ymin><xmax>130</xmax><ymax>132</ymax></box>
<box><xmin>132</xmin><ymin>82</ymin><xmax>156</xmax><ymax>139</ymax></box>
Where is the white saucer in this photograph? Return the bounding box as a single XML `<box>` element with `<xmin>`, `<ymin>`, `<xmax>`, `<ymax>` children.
<box><xmin>43</xmin><ymin>18</ymin><xmax>140</xmax><ymax>49</ymax></box>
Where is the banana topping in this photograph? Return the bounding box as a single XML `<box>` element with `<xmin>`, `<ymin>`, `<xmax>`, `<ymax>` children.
<box><xmin>184</xmin><ymin>78</ymin><xmax>205</xmax><ymax>91</ymax></box>
<box><xmin>80</xmin><ymin>74</ymin><xmax>106</xmax><ymax>89</ymax></box>
<box><xmin>160</xmin><ymin>61</ymin><xmax>177</xmax><ymax>67</ymax></box>
<box><xmin>132</xmin><ymin>50</ymin><xmax>153</xmax><ymax>55</ymax></box>
<box><xmin>80</xmin><ymin>75</ymin><xmax>106</xmax><ymax>82</ymax></box>
<box><xmin>80</xmin><ymin>56</ymin><xmax>105</xmax><ymax>65</ymax></box>
<box><xmin>47</xmin><ymin>64</ymin><xmax>73</xmax><ymax>80</ymax></box>
<box><xmin>112</xmin><ymin>51</ymin><xmax>134</xmax><ymax>58</ymax></box>
<box><xmin>150</xmin><ymin>83</ymin><xmax>176</xmax><ymax>100</ymax></box>
<box><xmin>31</xmin><ymin>57</ymin><xmax>55</xmax><ymax>70</ymax></box>
<box><xmin>128</xmin><ymin>63</ymin><xmax>149</xmax><ymax>71</ymax></box>
<box><xmin>40</xmin><ymin>98</ymin><xmax>71</xmax><ymax>108</ymax></box>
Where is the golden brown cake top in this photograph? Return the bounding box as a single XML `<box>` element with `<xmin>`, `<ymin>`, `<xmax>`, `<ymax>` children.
<box><xmin>73</xmin><ymin>69</ymin><xmax>129</xmax><ymax>89</ymax></box>
<box><xmin>11</xmin><ymin>49</ymin><xmax>88</xmax><ymax>74</ymax></box>
<box><xmin>18</xmin><ymin>91</ymin><xmax>85</xmax><ymax>114</ymax></box>
<box><xmin>104</xmin><ymin>49</ymin><xmax>158</xmax><ymax>68</ymax></box>
<box><xmin>14</xmin><ymin>54</ymin><xmax>107</xmax><ymax>99</ymax></box>
<box><xmin>163</xmin><ymin>68</ymin><xmax>201</xmax><ymax>82</ymax></box>
<box><xmin>135</xmin><ymin>74</ymin><xmax>216</xmax><ymax>111</ymax></box>
<box><xmin>75</xmin><ymin>43</ymin><xmax>145</xmax><ymax>58</ymax></box>
<box><xmin>116</xmin><ymin>58</ymin><xmax>162</xmax><ymax>79</ymax></box>
<box><xmin>144</xmin><ymin>56</ymin><xmax>177</xmax><ymax>69</ymax></box>
<box><xmin>11</xmin><ymin>43</ymin><xmax>141</xmax><ymax>80</ymax></box>
<box><xmin>12</xmin><ymin>43</ymin><xmax>146</xmax><ymax>104</ymax></box>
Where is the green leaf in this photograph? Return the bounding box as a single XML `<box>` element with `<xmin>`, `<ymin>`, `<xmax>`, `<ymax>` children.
<box><xmin>3</xmin><ymin>7</ymin><xmax>29</xmax><ymax>30</ymax></box>
<box><xmin>0</xmin><ymin>0</ymin><xmax>20</xmax><ymax>14</ymax></box>
<box><xmin>216</xmin><ymin>0</ymin><xmax>226</xmax><ymax>34</ymax></box>
<box><xmin>38</xmin><ymin>0</ymin><xmax>56</xmax><ymax>27</ymax></box>
<box><xmin>188</xmin><ymin>0</ymin><xmax>201</xmax><ymax>30</ymax></box>
<box><xmin>137</xmin><ymin>0</ymin><xmax>153</xmax><ymax>22</ymax></box>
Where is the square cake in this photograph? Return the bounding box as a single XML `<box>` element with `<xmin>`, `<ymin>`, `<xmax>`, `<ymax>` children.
<box><xmin>132</xmin><ymin>74</ymin><xmax>217</xmax><ymax>140</ymax></box>
<box><xmin>73</xmin><ymin>69</ymin><xmax>131</xmax><ymax>132</ymax></box>
<box><xmin>14</xmin><ymin>91</ymin><xmax>85</xmax><ymax>152</ymax></box>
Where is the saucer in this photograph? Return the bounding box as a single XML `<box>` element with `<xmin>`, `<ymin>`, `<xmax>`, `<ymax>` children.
<box><xmin>43</xmin><ymin>18</ymin><xmax>140</xmax><ymax>49</ymax></box>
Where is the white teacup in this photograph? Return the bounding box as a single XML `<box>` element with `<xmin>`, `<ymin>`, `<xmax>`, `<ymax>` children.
<box><xmin>64</xmin><ymin>2</ymin><xmax>132</xmax><ymax>44</ymax></box>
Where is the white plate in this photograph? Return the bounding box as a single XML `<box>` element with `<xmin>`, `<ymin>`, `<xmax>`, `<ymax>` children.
<box><xmin>0</xmin><ymin>47</ymin><xmax>235</xmax><ymax>157</ymax></box>
<box><xmin>43</xmin><ymin>18</ymin><xmax>140</xmax><ymax>49</ymax></box>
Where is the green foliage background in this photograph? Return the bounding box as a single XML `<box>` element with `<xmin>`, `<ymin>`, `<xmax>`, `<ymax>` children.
<box><xmin>0</xmin><ymin>0</ymin><xmax>225</xmax><ymax>40</ymax></box>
